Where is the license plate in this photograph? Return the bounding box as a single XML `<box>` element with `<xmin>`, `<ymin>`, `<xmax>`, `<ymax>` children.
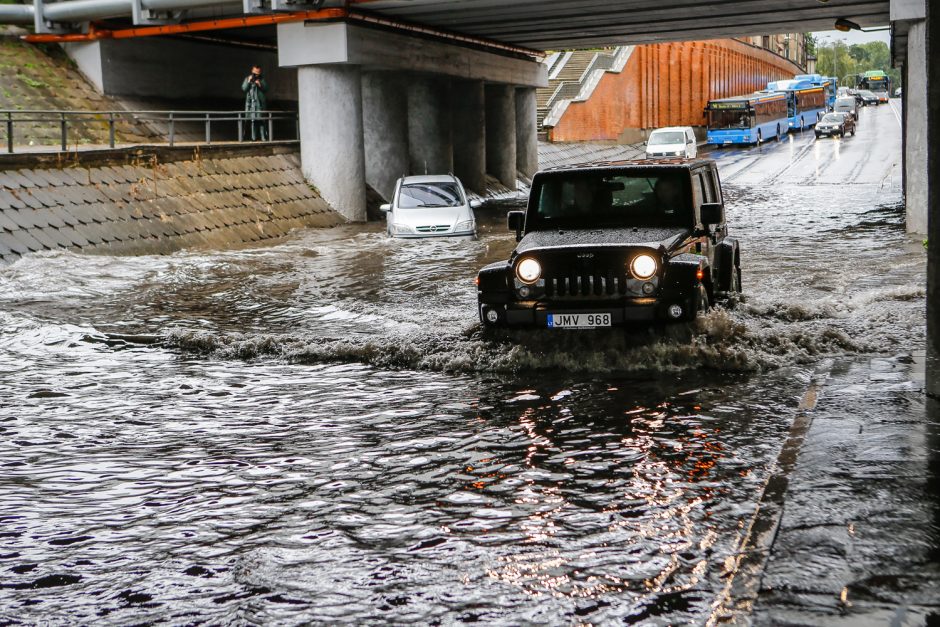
<box><xmin>547</xmin><ymin>313</ymin><xmax>612</xmax><ymax>329</ymax></box>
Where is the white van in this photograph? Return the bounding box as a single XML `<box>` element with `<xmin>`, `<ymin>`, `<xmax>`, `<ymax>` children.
<box><xmin>645</xmin><ymin>127</ymin><xmax>697</xmax><ymax>158</ymax></box>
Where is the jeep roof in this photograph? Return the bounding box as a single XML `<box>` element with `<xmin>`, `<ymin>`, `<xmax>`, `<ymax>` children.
<box><xmin>542</xmin><ymin>157</ymin><xmax>716</xmax><ymax>172</ymax></box>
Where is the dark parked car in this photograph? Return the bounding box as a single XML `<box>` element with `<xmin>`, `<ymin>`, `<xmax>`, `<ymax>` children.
<box><xmin>856</xmin><ymin>89</ymin><xmax>879</xmax><ymax>106</ymax></box>
<box><xmin>815</xmin><ymin>112</ymin><xmax>856</xmax><ymax>138</ymax></box>
<box><xmin>476</xmin><ymin>159</ymin><xmax>741</xmax><ymax>329</ymax></box>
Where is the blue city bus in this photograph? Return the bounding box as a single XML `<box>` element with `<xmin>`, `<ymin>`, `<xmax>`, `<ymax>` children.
<box><xmin>705</xmin><ymin>92</ymin><xmax>789</xmax><ymax>145</ymax></box>
<box><xmin>766</xmin><ymin>79</ymin><xmax>828</xmax><ymax>131</ymax></box>
<box><xmin>795</xmin><ymin>73</ymin><xmax>838</xmax><ymax>109</ymax></box>
<box><xmin>857</xmin><ymin>70</ymin><xmax>892</xmax><ymax>103</ymax></box>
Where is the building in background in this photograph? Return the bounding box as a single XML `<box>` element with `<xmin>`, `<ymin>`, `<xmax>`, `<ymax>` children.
<box><xmin>745</xmin><ymin>33</ymin><xmax>807</xmax><ymax>68</ymax></box>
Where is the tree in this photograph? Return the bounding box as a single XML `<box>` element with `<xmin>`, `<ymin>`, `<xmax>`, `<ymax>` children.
<box><xmin>814</xmin><ymin>40</ymin><xmax>900</xmax><ymax>89</ymax></box>
<box><xmin>804</xmin><ymin>33</ymin><xmax>817</xmax><ymax>59</ymax></box>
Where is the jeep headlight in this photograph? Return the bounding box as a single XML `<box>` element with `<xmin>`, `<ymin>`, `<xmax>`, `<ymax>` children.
<box><xmin>455</xmin><ymin>220</ymin><xmax>475</xmax><ymax>233</ymax></box>
<box><xmin>516</xmin><ymin>258</ymin><xmax>542</xmax><ymax>284</ymax></box>
<box><xmin>630</xmin><ymin>254</ymin><xmax>657</xmax><ymax>280</ymax></box>
<box><xmin>391</xmin><ymin>223</ymin><xmax>413</xmax><ymax>234</ymax></box>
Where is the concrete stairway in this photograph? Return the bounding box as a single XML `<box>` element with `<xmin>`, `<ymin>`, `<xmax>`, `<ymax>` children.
<box><xmin>537</xmin><ymin>49</ymin><xmax>612</xmax><ymax>134</ymax></box>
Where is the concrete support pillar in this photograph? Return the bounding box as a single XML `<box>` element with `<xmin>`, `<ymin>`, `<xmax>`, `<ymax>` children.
<box><xmin>297</xmin><ymin>65</ymin><xmax>365</xmax><ymax>222</ymax></box>
<box><xmin>485</xmin><ymin>84</ymin><xmax>516</xmax><ymax>187</ymax></box>
<box><xmin>408</xmin><ymin>76</ymin><xmax>453</xmax><ymax>176</ymax></box>
<box><xmin>515</xmin><ymin>87</ymin><xmax>539</xmax><ymax>179</ymax></box>
<box><xmin>362</xmin><ymin>71</ymin><xmax>409</xmax><ymax>202</ymax></box>
<box><xmin>927</xmin><ymin>4</ymin><xmax>940</xmax><ymax>398</ymax></box>
<box><xmin>906</xmin><ymin>22</ymin><xmax>928</xmax><ymax>235</ymax></box>
<box><xmin>451</xmin><ymin>79</ymin><xmax>487</xmax><ymax>194</ymax></box>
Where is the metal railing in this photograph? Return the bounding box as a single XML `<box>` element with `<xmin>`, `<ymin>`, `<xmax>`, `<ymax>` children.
<box><xmin>1</xmin><ymin>109</ymin><xmax>300</xmax><ymax>153</ymax></box>
<box><xmin>542</xmin><ymin>46</ymin><xmax>635</xmax><ymax>129</ymax></box>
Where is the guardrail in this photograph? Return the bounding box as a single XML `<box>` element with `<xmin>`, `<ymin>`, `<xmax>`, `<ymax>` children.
<box><xmin>0</xmin><ymin>109</ymin><xmax>300</xmax><ymax>153</ymax></box>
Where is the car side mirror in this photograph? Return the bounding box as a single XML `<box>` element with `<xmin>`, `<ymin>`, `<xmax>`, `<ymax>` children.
<box><xmin>507</xmin><ymin>210</ymin><xmax>525</xmax><ymax>241</ymax></box>
<box><xmin>469</xmin><ymin>199</ymin><xmax>483</xmax><ymax>209</ymax></box>
<box><xmin>642</xmin><ymin>141</ymin><xmax>647</xmax><ymax>146</ymax></box>
<box><xmin>687</xmin><ymin>138</ymin><xmax>694</xmax><ymax>144</ymax></box>
<box><xmin>700</xmin><ymin>202</ymin><xmax>723</xmax><ymax>226</ymax></box>
<box><xmin>379</xmin><ymin>203</ymin><xmax>391</xmax><ymax>213</ymax></box>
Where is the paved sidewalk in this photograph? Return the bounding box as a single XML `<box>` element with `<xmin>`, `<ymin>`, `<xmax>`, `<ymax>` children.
<box><xmin>752</xmin><ymin>353</ymin><xmax>940</xmax><ymax>625</ymax></box>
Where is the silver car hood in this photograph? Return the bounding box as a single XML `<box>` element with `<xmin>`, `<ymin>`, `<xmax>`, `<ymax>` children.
<box><xmin>390</xmin><ymin>206</ymin><xmax>471</xmax><ymax>228</ymax></box>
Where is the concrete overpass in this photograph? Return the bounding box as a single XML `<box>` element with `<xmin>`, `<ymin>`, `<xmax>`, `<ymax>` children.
<box><xmin>1</xmin><ymin>0</ymin><xmax>937</xmax><ymax>397</ymax></box>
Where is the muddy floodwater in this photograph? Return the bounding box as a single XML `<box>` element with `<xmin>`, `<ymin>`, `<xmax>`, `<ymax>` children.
<box><xmin>0</xmin><ymin>103</ymin><xmax>927</xmax><ymax>624</ymax></box>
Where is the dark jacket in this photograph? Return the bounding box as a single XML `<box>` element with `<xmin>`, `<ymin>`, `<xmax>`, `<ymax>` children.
<box><xmin>242</xmin><ymin>75</ymin><xmax>268</xmax><ymax>114</ymax></box>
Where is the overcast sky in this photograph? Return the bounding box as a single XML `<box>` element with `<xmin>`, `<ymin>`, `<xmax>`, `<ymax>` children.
<box><xmin>813</xmin><ymin>29</ymin><xmax>891</xmax><ymax>47</ymax></box>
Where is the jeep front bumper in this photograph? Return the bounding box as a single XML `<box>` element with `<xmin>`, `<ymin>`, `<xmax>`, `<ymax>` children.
<box><xmin>479</xmin><ymin>297</ymin><xmax>695</xmax><ymax>327</ymax></box>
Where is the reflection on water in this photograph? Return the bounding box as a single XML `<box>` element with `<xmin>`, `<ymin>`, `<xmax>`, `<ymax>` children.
<box><xmin>0</xmin><ymin>112</ymin><xmax>926</xmax><ymax>623</ymax></box>
<box><xmin>0</xmin><ymin>346</ymin><xmax>802</xmax><ymax>623</ymax></box>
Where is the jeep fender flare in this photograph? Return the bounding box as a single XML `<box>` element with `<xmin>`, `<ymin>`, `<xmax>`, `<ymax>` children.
<box><xmin>662</xmin><ymin>253</ymin><xmax>712</xmax><ymax>300</ymax></box>
<box><xmin>715</xmin><ymin>238</ymin><xmax>740</xmax><ymax>294</ymax></box>
<box><xmin>477</xmin><ymin>261</ymin><xmax>512</xmax><ymax>302</ymax></box>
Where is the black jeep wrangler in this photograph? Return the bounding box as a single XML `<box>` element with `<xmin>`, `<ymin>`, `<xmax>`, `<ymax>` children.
<box><xmin>476</xmin><ymin>159</ymin><xmax>741</xmax><ymax>329</ymax></box>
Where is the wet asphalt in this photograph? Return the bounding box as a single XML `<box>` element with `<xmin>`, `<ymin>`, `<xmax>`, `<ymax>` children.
<box><xmin>0</xmin><ymin>101</ymin><xmax>935</xmax><ymax>625</ymax></box>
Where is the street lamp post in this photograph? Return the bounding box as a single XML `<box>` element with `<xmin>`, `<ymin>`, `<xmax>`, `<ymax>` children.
<box><xmin>820</xmin><ymin>35</ymin><xmax>847</xmax><ymax>88</ymax></box>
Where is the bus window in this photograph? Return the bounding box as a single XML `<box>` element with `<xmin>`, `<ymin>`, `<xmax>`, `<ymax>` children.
<box><xmin>709</xmin><ymin>110</ymin><xmax>750</xmax><ymax>129</ymax></box>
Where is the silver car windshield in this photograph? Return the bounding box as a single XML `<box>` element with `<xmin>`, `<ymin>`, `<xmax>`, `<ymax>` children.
<box><xmin>398</xmin><ymin>183</ymin><xmax>464</xmax><ymax>208</ymax></box>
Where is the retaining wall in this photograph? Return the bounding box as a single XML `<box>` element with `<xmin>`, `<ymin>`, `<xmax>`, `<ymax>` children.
<box><xmin>0</xmin><ymin>143</ymin><xmax>343</xmax><ymax>264</ymax></box>
<box><xmin>549</xmin><ymin>39</ymin><xmax>804</xmax><ymax>143</ymax></box>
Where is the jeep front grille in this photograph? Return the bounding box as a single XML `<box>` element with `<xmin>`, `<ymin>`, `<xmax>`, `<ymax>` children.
<box><xmin>544</xmin><ymin>269</ymin><xmax>629</xmax><ymax>299</ymax></box>
<box><xmin>415</xmin><ymin>225</ymin><xmax>450</xmax><ymax>233</ymax></box>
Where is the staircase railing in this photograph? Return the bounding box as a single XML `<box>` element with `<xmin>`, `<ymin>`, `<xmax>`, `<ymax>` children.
<box><xmin>542</xmin><ymin>46</ymin><xmax>635</xmax><ymax>130</ymax></box>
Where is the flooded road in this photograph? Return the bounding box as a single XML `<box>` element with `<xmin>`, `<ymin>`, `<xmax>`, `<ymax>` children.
<box><xmin>0</xmin><ymin>102</ymin><xmax>926</xmax><ymax>624</ymax></box>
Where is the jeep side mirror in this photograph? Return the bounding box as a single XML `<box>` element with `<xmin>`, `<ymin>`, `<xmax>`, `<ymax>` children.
<box><xmin>700</xmin><ymin>202</ymin><xmax>723</xmax><ymax>225</ymax></box>
<box><xmin>379</xmin><ymin>203</ymin><xmax>391</xmax><ymax>213</ymax></box>
<box><xmin>507</xmin><ymin>210</ymin><xmax>525</xmax><ymax>241</ymax></box>
<box><xmin>470</xmin><ymin>199</ymin><xmax>483</xmax><ymax>209</ymax></box>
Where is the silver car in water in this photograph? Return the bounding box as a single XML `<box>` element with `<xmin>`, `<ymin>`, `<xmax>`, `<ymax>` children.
<box><xmin>381</xmin><ymin>174</ymin><xmax>480</xmax><ymax>238</ymax></box>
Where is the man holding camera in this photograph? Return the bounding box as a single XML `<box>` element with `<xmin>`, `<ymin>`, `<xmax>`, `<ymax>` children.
<box><xmin>241</xmin><ymin>65</ymin><xmax>268</xmax><ymax>141</ymax></box>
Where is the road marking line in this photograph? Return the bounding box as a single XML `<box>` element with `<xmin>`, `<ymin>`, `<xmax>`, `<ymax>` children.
<box><xmin>889</xmin><ymin>99</ymin><xmax>903</xmax><ymax>129</ymax></box>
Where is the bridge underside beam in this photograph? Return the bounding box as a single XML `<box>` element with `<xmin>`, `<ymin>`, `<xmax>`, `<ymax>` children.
<box><xmin>279</xmin><ymin>20</ymin><xmax>547</xmax><ymax>221</ymax></box>
<box><xmin>335</xmin><ymin>0</ymin><xmax>890</xmax><ymax>50</ymax></box>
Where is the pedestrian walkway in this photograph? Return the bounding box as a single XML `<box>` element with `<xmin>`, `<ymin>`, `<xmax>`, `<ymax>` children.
<box><xmin>751</xmin><ymin>353</ymin><xmax>940</xmax><ymax>625</ymax></box>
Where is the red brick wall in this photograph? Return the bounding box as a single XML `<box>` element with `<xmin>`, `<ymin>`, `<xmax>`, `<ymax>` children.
<box><xmin>549</xmin><ymin>39</ymin><xmax>803</xmax><ymax>143</ymax></box>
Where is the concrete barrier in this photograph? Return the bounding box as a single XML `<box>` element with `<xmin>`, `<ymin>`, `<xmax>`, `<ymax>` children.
<box><xmin>0</xmin><ymin>143</ymin><xmax>343</xmax><ymax>264</ymax></box>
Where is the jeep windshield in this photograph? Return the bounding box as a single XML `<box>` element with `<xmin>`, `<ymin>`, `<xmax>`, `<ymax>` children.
<box><xmin>397</xmin><ymin>182</ymin><xmax>464</xmax><ymax>208</ymax></box>
<box><xmin>528</xmin><ymin>170</ymin><xmax>693</xmax><ymax>230</ymax></box>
